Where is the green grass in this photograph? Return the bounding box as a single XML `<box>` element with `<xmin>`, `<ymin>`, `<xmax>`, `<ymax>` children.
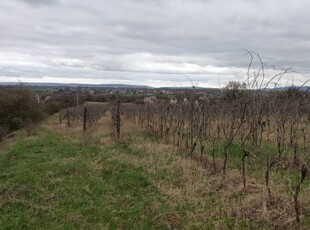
<box><xmin>0</xmin><ymin>128</ymin><xmax>170</xmax><ymax>229</ymax></box>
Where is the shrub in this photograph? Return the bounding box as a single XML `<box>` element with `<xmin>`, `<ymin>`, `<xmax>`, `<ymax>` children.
<box><xmin>42</xmin><ymin>101</ymin><xmax>62</xmax><ymax>115</ymax></box>
<box><xmin>0</xmin><ymin>87</ymin><xmax>44</xmax><ymax>139</ymax></box>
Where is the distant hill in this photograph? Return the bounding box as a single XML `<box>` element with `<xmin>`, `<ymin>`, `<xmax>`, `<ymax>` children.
<box><xmin>278</xmin><ymin>86</ymin><xmax>310</xmax><ymax>92</ymax></box>
<box><xmin>0</xmin><ymin>82</ymin><xmax>152</xmax><ymax>89</ymax></box>
<box><xmin>0</xmin><ymin>82</ymin><xmax>220</xmax><ymax>90</ymax></box>
<box><xmin>1</xmin><ymin>82</ymin><xmax>308</xmax><ymax>92</ymax></box>
<box><xmin>158</xmin><ymin>86</ymin><xmax>220</xmax><ymax>91</ymax></box>
<box><xmin>264</xmin><ymin>86</ymin><xmax>310</xmax><ymax>92</ymax></box>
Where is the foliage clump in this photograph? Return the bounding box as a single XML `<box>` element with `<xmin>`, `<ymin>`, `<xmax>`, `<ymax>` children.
<box><xmin>223</xmin><ymin>81</ymin><xmax>247</xmax><ymax>101</ymax></box>
<box><xmin>0</xmin><ymin>87</ymin><xmax>44</xmax><ymax>139</ymax></box>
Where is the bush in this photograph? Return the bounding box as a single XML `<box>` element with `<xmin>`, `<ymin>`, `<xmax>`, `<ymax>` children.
<box><xmin>0</xmin><ymin>87</ymin><xmax>44</xmax><ymax>139</ymax></box>
<box><xmin>223</xmin><ymin>81</ymin><xmax>247</xmax><ymax>101</ymax></box>
<box><xmin>42</xmin><ymin>101</ymin><xmax>62</xmax><ymax>115</ymax></box>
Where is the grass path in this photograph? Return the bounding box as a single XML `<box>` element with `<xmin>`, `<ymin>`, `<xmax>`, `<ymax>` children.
<box><xmin>0</xmin><ymin>128</ymin><xmax>174</xmax><ymax>229</ymax></box>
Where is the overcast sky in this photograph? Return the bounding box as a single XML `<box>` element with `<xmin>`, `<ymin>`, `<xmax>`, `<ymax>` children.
<box><xmin>0</xmin><ymin>0</ymin><xmax>309</xmax><ymax>87</ymax></box>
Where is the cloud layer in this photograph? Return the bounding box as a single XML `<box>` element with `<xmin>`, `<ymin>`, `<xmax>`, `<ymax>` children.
<box><xmin>0</xmin><ymin>0</ymin><xmax>309</xmax><ymax>87</ymax></box>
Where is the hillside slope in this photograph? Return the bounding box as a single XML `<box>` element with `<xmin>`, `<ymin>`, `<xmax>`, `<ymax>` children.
<box><xmin>0</xmin><ymin>114</ymin><xmax>309</xmax><ymax>229</ymax></box>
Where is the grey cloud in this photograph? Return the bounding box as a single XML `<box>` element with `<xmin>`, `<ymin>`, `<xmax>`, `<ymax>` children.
<box><xmin>0</xmin><ymin>0</ymin><xmax>309</xmax><ymax>87</ymax></box>
<box><xmin>16</xmin><ymin>0</ymin><xmax>58</xmax><ymax>6</ymax></box>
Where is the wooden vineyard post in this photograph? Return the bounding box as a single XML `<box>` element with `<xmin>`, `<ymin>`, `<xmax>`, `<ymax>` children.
<box><xmin>242</xmin><ymin>149</ymin><xmax>250</xmax><ymax>190</ymax></box>
<box><xmin>293</xmin><ymin>164</ymin><xmax>308</xmax><ymax>224</ymax></box>
<box><xmin>265</xmin><ymin>158</ymin><xmax>271</xmax><ymax>199</ymax></box>
<box><xmin>59</xmin><ymin>112</ymin><xmax>62</xmax><ymax>124</ymax></box>
<box><xmin>115</xmin><ymin>101</ymin><xmax>121</xmax><ymax>139</ymax></box>
<box><xmin>189</xmin><ymin>98</ymin><xmax>195</xmax><ymax>156</ymax></box>
<box><xmin>83</xmin><ymin>107</ymin><xmax>87</xmax><ymax>132</ymax></box>
<box><xmin>67</xmin><ymin>109</ymin><xmax>71</xmax><ymax>127</ymax></box>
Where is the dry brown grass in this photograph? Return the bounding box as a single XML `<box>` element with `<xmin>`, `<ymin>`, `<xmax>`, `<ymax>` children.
<box><xmin>109</xmin><ymin>138</ymin><xmax>308</xmax><ymax>229</ymax></box>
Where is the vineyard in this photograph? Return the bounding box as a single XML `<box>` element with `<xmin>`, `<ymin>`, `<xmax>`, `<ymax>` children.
<box><xmin>59</xmin><ymin>102</ymin><xmax>109</xmax><ymax>131</ymax></box>
<box><xmin>55</xmin><ymin>85</ymin><xmax>310</xmax><ymax>228</ymax></box>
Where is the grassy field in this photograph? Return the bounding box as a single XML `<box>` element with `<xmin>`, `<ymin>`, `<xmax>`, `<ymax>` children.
<box><xmin>0</xmin><ymin>113</ymin><xmax>309</xmax><ymax>229</ymax></box>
